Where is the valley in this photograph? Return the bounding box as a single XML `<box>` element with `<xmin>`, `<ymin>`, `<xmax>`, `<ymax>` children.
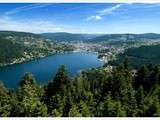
<box><xmin>1</xmin><ymin>31</ymin><xmax>160</xmax><ymax>117</ymax></box>
<box><xmin>1</xmin><ymin>31</ymin><xmax>160</xmax><ymax>68</ymax></box>
<box><xmin>1</xmin><ymin>3</ymin><xmax>160</xmax><ymax>117</ymax></box>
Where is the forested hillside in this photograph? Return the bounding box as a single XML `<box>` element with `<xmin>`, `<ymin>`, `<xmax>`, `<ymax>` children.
<box><xmin>89</xmin><ymin>33</ymin><xmax>160</xmax><ymax>43</ymax></box>
<box><xmin>41</xmin><ymin>33</ymin><xmax>160</xmax><ymax>43</ymax></box>
<box><xmin>108</xmin><ymin>44</ymin><xmax>160</xmax><ymax>68</ymax></box>
<box><xmin>1</xmin><ymin>60</ymin><xmax>160</xmax><ymax>117</ymax></box>
<box><xmin>41</xmin><ymin>32</ymin><xmax>101</xmax><ymax>42</ymax></box>
<box><xmin>0</xmin><ymin>31</ymin><xmax>73</xmax><ymax>66</ymax></box>
<box><xmin>0</xmin><ymin>36</ymin><xmax>25</xmax><ymax>64</ymax></box>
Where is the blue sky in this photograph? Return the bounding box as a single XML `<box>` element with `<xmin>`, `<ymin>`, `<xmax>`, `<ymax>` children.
<box><xmin>0</xmin><ymin>3</ymin><xmax>160</xmax><ymax>33</ymax></box>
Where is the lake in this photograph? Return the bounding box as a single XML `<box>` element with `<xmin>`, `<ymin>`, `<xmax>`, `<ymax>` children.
<box><xmin>0</xmin><ymin>52</ymin><xmax>103</xmax><ymax>88</ymax></box>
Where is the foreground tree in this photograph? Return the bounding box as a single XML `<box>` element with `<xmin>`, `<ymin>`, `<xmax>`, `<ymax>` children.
<box><xmin>0</xmin><ymin>81</ymin><xmax>12</xmax><ymax>117</ymax></box>
<box><xmin>14</xmin><ymin>73</ymin><xmax>48</xmax><ymax>117</ymax></box>
<box><xmin>69</xmin><ymin>104</ymin><xmax>82</xmax><ymax>117</ymax></box>
<box><xmin>45</xmin><ymin>65</ymin><xmax>70</xmax><ymax>98</ymax></box>
<box><xmin>1</xmin><ymin>60</ymin><xmax>160</xmax><ymax>116</ymax></box>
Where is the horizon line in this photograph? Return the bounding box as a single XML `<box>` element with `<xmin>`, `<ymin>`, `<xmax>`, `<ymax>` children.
<box><xmin>0</xmin><ymin>30</ymin><xmax>160</xmax><ymax>35</ymax></box>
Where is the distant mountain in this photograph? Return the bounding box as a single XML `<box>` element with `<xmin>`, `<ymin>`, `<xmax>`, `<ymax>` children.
<box><xmin>0</xmin><ymin>31</ymin><xmax>42</xmax><ymax>39</ymax></box>
<box><xmin>41</xmin><ymin>32</ymin><xmax>102</xmax><ymax>42</ymax></box>
<box><xmin>2</xmin><ymin>31</ymin><xmax>160</xmax><ymax>43</ymax></box>
<box><xmin>41</xmin><ymin>33</ymin><xmax>160</xmax><ymax>43</ymax></box>
<box><xmin>89</xmin><ymin>33</ymin><xmax>160</xmax><ymax>43</ymax></box>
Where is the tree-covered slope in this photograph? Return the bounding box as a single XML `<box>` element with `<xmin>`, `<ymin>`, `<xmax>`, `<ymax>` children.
<box><xmin>41</xmin><ymin>33</ymin><xmax>160</xmax><ymax>43</ymax></box>
<box><xmin>89</xmin><ymin>33</ymin><xmax>160</xmax><ymax>43</ymax></box>
<box><xmin>41</xmin><ymin>32</ymin><xmax>101</xmax><ymax>42</ymax></box>
<box><xmin>108</xmin><ymin>44</ymin><xmax>160</xmax><ymax>68</ymax></box>
<box><xmin>0</xmin><ymin>37</ymin><xmax>25</xmax><ymax>64</ymax></box>
<box><xmin>0</xmin><ymin>31</ymin><xmax>73</xmax><ymax>66</ymax></box>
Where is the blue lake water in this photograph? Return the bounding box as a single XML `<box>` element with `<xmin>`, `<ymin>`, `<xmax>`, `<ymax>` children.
<box><xmin>0</xmin><ymin>52</ymin><xmax>103</xmax><ymax>88</ymax></box>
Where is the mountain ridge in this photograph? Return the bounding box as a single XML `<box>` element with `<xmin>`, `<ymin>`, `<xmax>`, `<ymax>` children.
<box><xmin>1</xmin><ymin>31</ymin><xmax>160</xmax><ymax>43</ymax></box>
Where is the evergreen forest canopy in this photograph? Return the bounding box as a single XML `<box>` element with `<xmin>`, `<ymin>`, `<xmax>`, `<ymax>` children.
<box><xmin>1</xmin><ymin>60</ymin><xmax>160</xmax><ymax>117</ymax></box>
<box><xmin>109</xmin><ymin>44</ymin><xmax>160</xmax><ymax>68</ymax></box>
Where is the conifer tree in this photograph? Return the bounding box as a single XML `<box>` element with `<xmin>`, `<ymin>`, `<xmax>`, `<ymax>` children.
<box><xmin>69</xmin><ymin>104</ymin><xmax>82</xmax><ymax>117</ymax></box>
<box><xmin>16</xmin><ymin>73</ymin><xmax>48</xmax><ymax>117</ymax></box>
<box><xmin>45</xmin><ymin>65</ymin><xmax>70</xmax><ymax>98</ymax></box>
<box><xmin>0</xmin><ymin>81</ymin><xmax>12</xmax><ymax>117</ymax></box>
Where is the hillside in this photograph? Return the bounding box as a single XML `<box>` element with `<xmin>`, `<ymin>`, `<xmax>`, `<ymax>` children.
<box><xmin>89</xmin><ymin>33</ymin><xmax>160</xmax><ymax>43</ymax></box>
<box><xmin>108</xmin><ymin>44</ymin><xmax>160</xmax><ymax>68</ymax></box>
<box><xmin>41</xmin><ymin>32</ymin><xmax>101</xmax><ymax>42</ymax></box>
<box><xmin>41</xmin><ymin>33</ymin><xmax>160</xmax><ymax>43</ymax></box>
<box><xmin>0</xmin><ymin>31</ymin><xmax>73</xmax><ymax>66</ymax></box>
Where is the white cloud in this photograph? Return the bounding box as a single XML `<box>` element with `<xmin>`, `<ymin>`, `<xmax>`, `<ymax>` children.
<box><xmin>86</xmin><ymin>15</ymin><xmax>102</xmax><ymax>21</ymax></box>
<box><xmin>5</xmin><ymin>3</ymin><xmax>52</xmax><ymax>15</ymax></box>
<box><xmin>0</xmin><ymin>16</ymin><xmax>65</xmax><ymax>33</ymax></box>
<box><xmin>86</xmin><ymin>4</ymin><xmax>122</xmax><ymax>21</ymax></box>
<box><xmin>1</xmin><ymin>3</ymin><xmax>72</xmax><ymax>33</ymax></box>
<box><xmin>99</xmin><ymin>4</ymin><xmax>121</xmax><ymax>15</ymax></box>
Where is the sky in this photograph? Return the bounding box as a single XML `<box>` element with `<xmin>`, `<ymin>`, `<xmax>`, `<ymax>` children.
<box><xmin>0</xmin><ymin>3</ymin><xmax>160</xmax><ymax>34</ymax></box>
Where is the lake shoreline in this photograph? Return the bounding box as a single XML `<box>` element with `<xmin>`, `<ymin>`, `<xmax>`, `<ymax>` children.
<box><xmin>0</xmin><ymin>49</ymin><xmax>102</xmax><ymax>68</ymax></box>
<box><xmin>0</xmin><ymin>50</ymin><xmax>74</xmax><ymax>68</ymax></box>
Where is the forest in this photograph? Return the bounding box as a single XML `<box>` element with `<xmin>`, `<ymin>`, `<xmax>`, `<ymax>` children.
<box><xmin>1</xmin><ymin>59</ymin><xmax>160</xmax><ymax>117</ymax></box>
<box><xmin>108</xmin><ymin>44</ymin><xmax>160</xmax><ymax>68</ymax></box>
<box><xmin>0</xmin><ymin>31</ymin><xmax>74</xmax><ymax>66</ymax></box>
